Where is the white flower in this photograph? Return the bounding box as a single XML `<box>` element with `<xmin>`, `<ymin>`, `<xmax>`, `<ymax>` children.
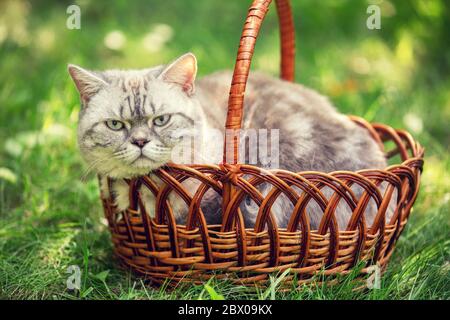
<box><xmin>0</xmin><ymin>167</ymin><xmax>17</xmax><ymax>184</ymax></box>
<box><xmin>142</xmin><ymin>24</ymin><xmax>174</xmax><ymax>53</ymax></box>
<box><xmin>403</xmin><ymin>113</ymin><xmax>423</xmax><ymax>134</ymax></box>
<box><xmin>104</xmin><ymin>30</ymin><xmax>126</xmax><ymax>51</ymax></box>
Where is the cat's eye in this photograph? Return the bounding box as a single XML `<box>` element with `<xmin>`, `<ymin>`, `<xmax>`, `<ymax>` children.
<box><xmin>153</xmin><ymin>114</ymin><xmax>171</xmax><ymax>127</ymax></box>
<box><xmin>105</xmin><ymin>120</ymin><xmax>125</xmax><ymax>131</ymax></box>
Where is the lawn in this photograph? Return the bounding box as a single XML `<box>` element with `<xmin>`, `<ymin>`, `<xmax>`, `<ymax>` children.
<box><xmin>0</xmin><ymin>0</ymin><xmax>449</xmax><ymax>300</ymax></box>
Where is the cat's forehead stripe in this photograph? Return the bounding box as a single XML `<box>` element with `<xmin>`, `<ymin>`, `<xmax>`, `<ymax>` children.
<box><xmin>120</xmin><ymin>78</ymin><xmax>127</xmax><ymax>93</ymax></box>
<box><xmin>119</xmin><ymin>75</ymin><xmax>153</xmax><ymax>119</ymax></box>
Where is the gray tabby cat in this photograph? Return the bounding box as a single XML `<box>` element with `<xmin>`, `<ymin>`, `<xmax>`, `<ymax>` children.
<box><xmin>68</xmin><ymin>53</ymin><xmax>392</xmax><ymax>230</ymax></box>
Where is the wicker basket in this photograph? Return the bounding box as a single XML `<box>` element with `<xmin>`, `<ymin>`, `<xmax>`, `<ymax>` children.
<box><xmin>100</xmin><ymin>0</ymin><xmax>424</xmax><ymax>287</ymax></box>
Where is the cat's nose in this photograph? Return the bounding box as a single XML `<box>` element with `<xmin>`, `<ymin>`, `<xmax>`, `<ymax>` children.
<box><xmin>131</xmin><ymin>138</ymin><xmax>149</xmax><ymax>148</ymax></box>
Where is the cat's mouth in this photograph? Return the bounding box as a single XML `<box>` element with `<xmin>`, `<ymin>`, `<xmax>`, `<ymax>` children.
<box><xmin>130</xmin><ymin>154</ymin><xmax>157</xmax><ymax>165</ymax></box>
<box><xmin>128</xmin><ymin>154</ymin><xmax>167</xmax><ymax>173</ymax></box>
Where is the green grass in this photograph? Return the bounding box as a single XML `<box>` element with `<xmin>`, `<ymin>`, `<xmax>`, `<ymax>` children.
<box><xmin>0</xmin><ymin>0</ymin><xmax>449</xmax><ymax>300</ymax></box>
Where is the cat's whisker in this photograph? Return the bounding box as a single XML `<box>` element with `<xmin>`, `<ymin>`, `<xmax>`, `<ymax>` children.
<box><xmin>81</xmin><ymin>159</ymin><xmax>102</xmax><ymax>179</ymax></box>
<box><xmin>112</xmin><ymin>149</ymin><xmax>129</xmax><ymax>157</ymax></box>
<box><xmin>113</xmin><ymin>153</ymin><xmax>132</xmax><ymax>160</ymax></box>
<box><xmin>81</xmin><ymin>156</ymin><xmax>111</xmax><ymax>182</ymax></box>
<box><xmin>81</xmin><ymin>151</ymin><xmax>132</xmax><ymax>182</ymax></box>
<box><xmin>119</xmin><ymin>153</ymin><xmax>141</xmax><ymax>165</ymax></box>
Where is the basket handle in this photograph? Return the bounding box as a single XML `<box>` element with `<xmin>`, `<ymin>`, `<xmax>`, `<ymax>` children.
<box><xmin>223</xmin><ymin>0</ymin><xmax>295</xmax><ymax>164</ymax></box>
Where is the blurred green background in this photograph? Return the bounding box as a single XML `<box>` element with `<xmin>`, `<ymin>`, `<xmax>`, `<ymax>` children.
<box><xmin>0</xmin><ymin>0</ymin><xmax>448</xmax><ymax>299</ymax></box>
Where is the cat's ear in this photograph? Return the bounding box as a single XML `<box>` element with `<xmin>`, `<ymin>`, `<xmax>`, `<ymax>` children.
<box><xmin>158</xmin><ymin>53</ymin><xmax>197</xmax><ymax>96</ymax></box>
<box><xmin>68</xmin><ymin>64</ymin><xmax>108</xmax><ymax>104</ymax></box>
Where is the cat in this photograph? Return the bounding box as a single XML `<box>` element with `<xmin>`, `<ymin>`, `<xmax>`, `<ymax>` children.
<box><xmin>69</xmin><ymin>52</ymin><xmax>394</xmax><ymax>230</ymax></box>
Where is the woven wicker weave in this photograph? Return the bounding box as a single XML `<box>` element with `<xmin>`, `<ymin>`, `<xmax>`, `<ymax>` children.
<box><xmin>100</xmin><ymin>0</ymin><xmax>424</xmax><ymax>287</ymax></box>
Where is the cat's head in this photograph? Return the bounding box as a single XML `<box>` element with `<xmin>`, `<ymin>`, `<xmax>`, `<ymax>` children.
<box><xmin>68</xmin><ymin>53</ymin><xmax>202</xmax><ymax>178</ymax></box>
